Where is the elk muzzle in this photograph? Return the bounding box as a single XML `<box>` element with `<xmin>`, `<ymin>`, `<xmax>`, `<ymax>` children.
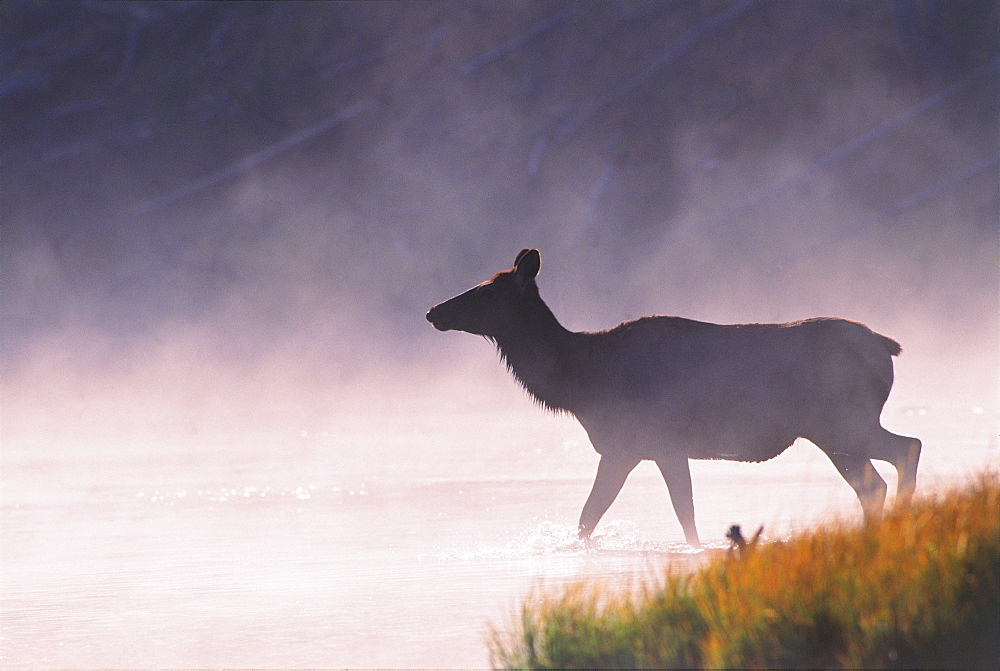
<box><xmin>426</xmin><ymin>304</ymin><xmax>452</xmax><ymax>331</ymax></box>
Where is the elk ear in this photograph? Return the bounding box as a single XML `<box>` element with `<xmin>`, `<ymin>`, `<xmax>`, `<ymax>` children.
<box><xmin>513</xmin><ymin>248</ymin><xmax>541</xmax><ymax>286</ymax></box>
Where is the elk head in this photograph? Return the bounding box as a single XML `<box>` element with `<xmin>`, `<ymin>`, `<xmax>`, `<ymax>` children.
<box><xmin>426</xmin><ymin>249</ymin><xmax>541</xmax><ymax>337</ymax></box>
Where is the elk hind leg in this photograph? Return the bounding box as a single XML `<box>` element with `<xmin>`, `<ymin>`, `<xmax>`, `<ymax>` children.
<box><xmin>826</xmin><ymin>452</ymin><xmax>887</xmax><ymax>521</ymax></box>
<box><xmin>877</xmin><ymin>427</ymin><xmax>921</xmax><ymax>505</ymax></box>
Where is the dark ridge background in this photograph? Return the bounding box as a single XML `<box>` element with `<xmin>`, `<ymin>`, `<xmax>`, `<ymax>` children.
<box><xmin>2</xmin><ymin>0</ymin><xmax>997</xmax><ymax>439</ymax></box>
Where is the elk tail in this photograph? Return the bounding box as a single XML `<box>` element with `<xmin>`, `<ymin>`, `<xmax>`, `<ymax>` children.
<box><xmin>877</xmin><ymin>333</ymin><xmax>902</xmax><ymax>357</ymax></box>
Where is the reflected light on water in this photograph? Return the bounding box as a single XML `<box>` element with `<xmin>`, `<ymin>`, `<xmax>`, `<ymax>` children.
<box><xmin>2</xmin><ymin>403</ymin><xmax>995</xmax><ymax>667</ymax></box>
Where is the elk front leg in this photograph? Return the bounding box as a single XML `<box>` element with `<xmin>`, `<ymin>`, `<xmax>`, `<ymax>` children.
<box><xmin>655</xmin><ymin>452</ymin><xmax>700</xmax><ymax>546</ymax></box>
<box><xmin>578</xmin><ymin>454</ymin><xmax>640</xmax><ymax>539</ymax></box>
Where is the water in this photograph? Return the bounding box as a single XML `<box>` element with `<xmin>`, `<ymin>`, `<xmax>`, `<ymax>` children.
<box><xmin>2</xmin><ymin>404</ymin><xmax>995</xmax><ymax>668</ymax></box>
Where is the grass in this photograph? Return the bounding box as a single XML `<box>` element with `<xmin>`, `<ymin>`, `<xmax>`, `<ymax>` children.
<box><xmin>489</xmin><ymin>473</ymin><xmax>1000</xmax><ymax>669</ymax></box>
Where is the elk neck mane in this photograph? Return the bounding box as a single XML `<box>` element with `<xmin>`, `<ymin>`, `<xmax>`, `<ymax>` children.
<box><xmin>486</xmin><ymin>282</ymin><xmax>582</xmax><ymax>414</ymax></box>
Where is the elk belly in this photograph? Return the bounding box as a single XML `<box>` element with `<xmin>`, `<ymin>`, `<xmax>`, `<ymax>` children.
<box><xmin>682</xmin><ymin>423</ymin><xmax>797</xmax><ymax>462</ymax></box>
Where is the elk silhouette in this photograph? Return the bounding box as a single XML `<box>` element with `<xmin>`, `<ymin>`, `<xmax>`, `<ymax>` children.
<box><xmin>426</xmin><ymin>249</ymin><xmax>921</xmax><ymax>545</ymax></box>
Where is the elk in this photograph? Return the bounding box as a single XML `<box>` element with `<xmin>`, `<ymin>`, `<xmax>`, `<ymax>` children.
<box><xmin>426</xmin><ymin>249</ymin><xmax>921</xmax><ymax>545</ymax></box>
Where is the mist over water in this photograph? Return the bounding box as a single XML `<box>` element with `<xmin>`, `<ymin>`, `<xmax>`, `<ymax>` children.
<box><xmin>2</xmin><ymin>1</ymin><xmax>998</xmax><ymax>668</ymax></box>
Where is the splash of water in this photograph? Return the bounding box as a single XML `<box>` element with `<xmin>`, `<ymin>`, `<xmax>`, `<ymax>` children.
<box><xmin>443</xmin><ymin>519</ymin><xmax>710</xmax><ymax>561</ymax></box>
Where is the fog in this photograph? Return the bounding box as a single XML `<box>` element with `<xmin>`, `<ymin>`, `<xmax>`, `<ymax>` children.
<box><xmin>1</xmin><ymin>2</ymin><xmax>998</xmax><ymax>665</ymax></box>
<box><xmin>4</xmin><ymin>2</ymin><xmax>998</xmax><ymax>442</ymax></box>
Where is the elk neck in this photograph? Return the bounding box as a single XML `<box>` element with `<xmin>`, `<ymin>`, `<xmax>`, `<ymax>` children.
<box><xmin>491</xmin><ymin>290</ymin><xmax>583</xmax><ymax>413</ymax></box>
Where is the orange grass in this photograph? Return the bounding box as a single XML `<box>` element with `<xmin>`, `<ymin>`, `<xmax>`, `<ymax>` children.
<box><xmin>489</xmin><ymin>473</ymin><xmax>999</xmax><ymax>669</ymax></box>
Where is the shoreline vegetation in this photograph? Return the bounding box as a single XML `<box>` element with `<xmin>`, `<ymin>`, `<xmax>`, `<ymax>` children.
<box><xmin>489</xmin><ymin>473</ymin><xmax>999</xmax><ymax>669</ymax></box>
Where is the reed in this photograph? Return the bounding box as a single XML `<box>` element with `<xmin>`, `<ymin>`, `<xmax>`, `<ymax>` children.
<box><xmin>489</xmin><ymin>473</ymin><xmax>1000</xmax><ymax>669</ymax></box>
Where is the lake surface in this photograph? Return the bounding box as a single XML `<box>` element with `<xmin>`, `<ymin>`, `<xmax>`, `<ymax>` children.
<box><xmin>2</xmin><ymin>404</ymin><xmax>995</xmax><ymax>668</ymax></box>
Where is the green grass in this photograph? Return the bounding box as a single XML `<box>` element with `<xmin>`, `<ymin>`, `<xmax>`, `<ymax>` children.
<box><xmin>489</xmin><ymin>473</ymin><xmax>1000</xmax><ymax>669</ymax></box>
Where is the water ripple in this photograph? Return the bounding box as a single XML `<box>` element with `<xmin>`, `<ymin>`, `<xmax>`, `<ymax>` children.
<box><xmin>133</xmin><ymin>483</ymin><xmax>354</xmax><ymax>506</ymax></box>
